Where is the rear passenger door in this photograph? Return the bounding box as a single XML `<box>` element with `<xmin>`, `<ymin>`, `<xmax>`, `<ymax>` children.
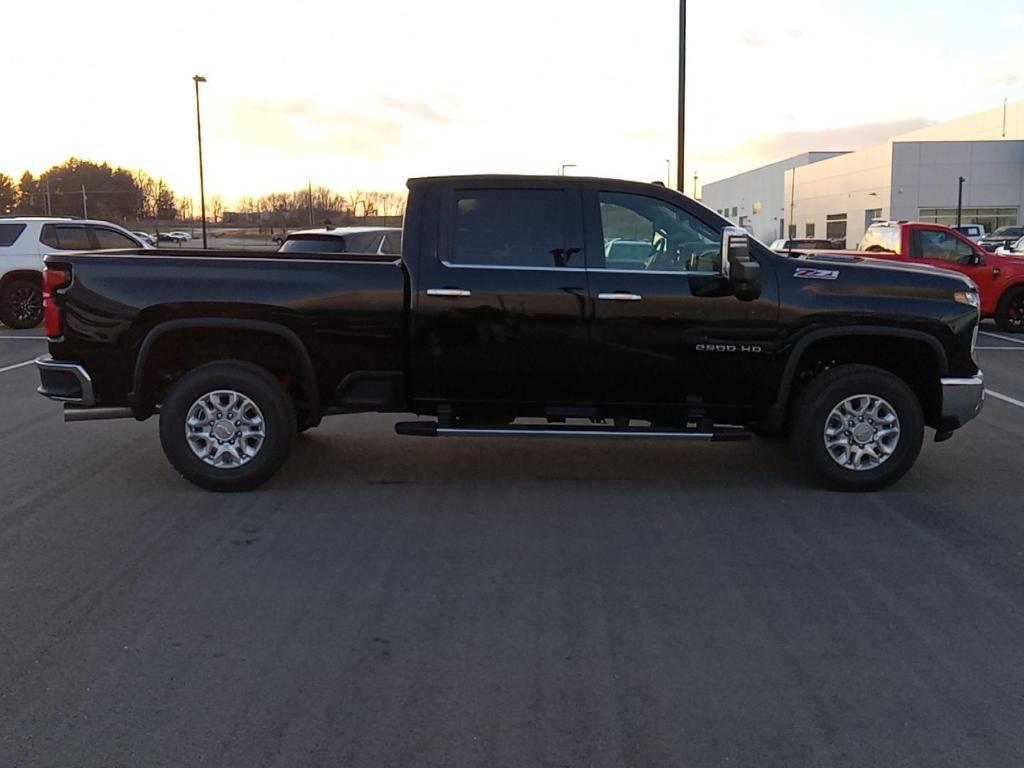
<box><xmin>413</xmin><ymin>181</ymin><xmax>588</xmax><ymax>405</ymax></box>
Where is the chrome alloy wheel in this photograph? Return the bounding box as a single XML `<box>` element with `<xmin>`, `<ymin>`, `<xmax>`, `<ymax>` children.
<box><xmin>823</xmin><ymin>394</ymin><xmax>901</xmax><ymax>471</ymax></box>
<box><xmin>185</xmin><ymin>390</ymin><xmax>266</xmax><ymax>468</ymax></box>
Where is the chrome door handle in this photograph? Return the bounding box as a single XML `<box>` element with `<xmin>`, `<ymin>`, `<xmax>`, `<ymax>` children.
<box><xmin>426</xmin><ymin>288</ymin><xmax>472</xmax><ymax>297</ymax></box>
<box><xmin>597</xmin><ymin>292</ymin><xmax>642</xmax><ymax>301</ymax></box>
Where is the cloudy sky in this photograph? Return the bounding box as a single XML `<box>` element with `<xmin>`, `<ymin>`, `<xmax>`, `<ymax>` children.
<box><xmin>2</xmin><ymin>0</ymin><xmax>1020</xmax><ymax>204</ymax></box>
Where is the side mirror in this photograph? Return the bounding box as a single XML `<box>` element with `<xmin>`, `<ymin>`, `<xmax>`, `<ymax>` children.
<box><xmin>721</xmin><ymin>226</ymin><xmax>761</xmax><ymax>300</ymax></box>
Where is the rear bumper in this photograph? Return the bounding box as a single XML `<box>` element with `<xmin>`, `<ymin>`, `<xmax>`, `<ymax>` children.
<box><xmin>939</xmin><ymin>372</ymin><xmax>984</xmax><ymax>429</ymax></box>
<box><xmin>35</xmin><ymin>355</ymin><xmax>95</xmax><ymax>405</ymax></box>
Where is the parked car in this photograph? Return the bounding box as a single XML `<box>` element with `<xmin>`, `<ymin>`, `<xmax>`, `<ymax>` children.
<box><xmin>953</xmin><ymin>224</ymin><xmax>986</xmax><ymax>243</ymax></box>
<box><xmin>767</xmin><ymin>238</ymin><xmax>833</xmax><ymax>252</ymax></box>
<box><xmin>0</xmin><ymin>217</ymin><xmax>150</xmax><ymax>329</ymax></box>
<box><xmin>856</xmin><ymin>220</ymin><xmax>1024</xmax><ymax>331</ymax></box>
<box><xmin>995</xmin><ymin>235</ymin><xmax>1024</xmax><ymax>256</ymax></box>
<box><xmin>132</xmin><ymin>231</ymin><xmax>157</xmax><ymax>246</ymax></box>
<box><xmin>36</xmin><ymin>175</ymin><xmax>982</xmax><ymax>493</ymax></box>
<box><xmin>979</xmin><ymin>226</ymin><xmax>1024</xmax><ymax>252</ymax></box>
<box><xmin>166</xmin><ymin>231</ymin><xmax>192</xmax><ymax>243</ymax></box>
<box><xmin>277</xmin><ymin>226</ymin><xmax>402</xmax><ymax>255</ymax></box>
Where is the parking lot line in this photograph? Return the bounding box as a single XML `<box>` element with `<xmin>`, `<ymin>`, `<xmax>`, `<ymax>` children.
<box><xmin>0</xmin><ymin>359</ymin><xmax>36</xmax><ymax>375</ymax></box>
<box><xmin>988</xmin><ymin>389</ymin><xmax>1024</xmax><ymax>410</ymax></box>
<box><xmin>980</xmin><ymin>331</ymin><xmax>1024</xmax><ymax>346</ymax></box>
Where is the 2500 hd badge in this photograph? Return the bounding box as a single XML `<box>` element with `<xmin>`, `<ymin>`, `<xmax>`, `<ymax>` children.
<box><xmin>695</xmin><ymin>344</ymin><xmax>765</xmax><ymax>353</ymax></box>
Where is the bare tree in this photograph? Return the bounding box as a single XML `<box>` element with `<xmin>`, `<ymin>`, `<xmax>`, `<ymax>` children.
<box><xmin>209</xmin><ymin>195</ymin><xmax>224</xmax><ymax>224</ymax></box>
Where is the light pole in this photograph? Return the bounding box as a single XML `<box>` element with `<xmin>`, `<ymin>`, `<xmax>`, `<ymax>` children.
<box><xmin>692</xmin><ymin>171</ymin><xmax>698</xmax><ymax>199</ymax></box>
<box><xmin>956</xmin><ymin>176</ymin><xmax>966</xmax><ymax>227</ymax></box>
<box><xmin>193</xmin><ymin>74</ymin><xmax>208</xmax><ymax>249</ymax></box>
<box><xmin>559</xmin><ymin>163</ymin><xmax>577</xmax><ymax>176</ymax></box>
<box><xmin>676</xmin><ymin>0</ymin><xmax>686</xmax><ymax>191</ymax></box>
<box><xmin>665</xmin><ymin>159</ymin><xmax>671</xmax><ymax>186</ymax></box>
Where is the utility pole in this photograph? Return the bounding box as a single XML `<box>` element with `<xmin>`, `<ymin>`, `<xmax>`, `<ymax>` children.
<box><xmin>308</xmin><ymin>177</ymin><xmax>314</xmax><ymax>227</ymax></box>
<box><xmin>81</xmin><ymin>185</ymin><xmax>88</xmax><ymax>218</ymax></box>
<box><xmin>1003</xmin><ymin>97</ymin><xmax>1008</xmax><ymax>138</ymax></box>
<box><xmin>45</xmin><ymin>179</ymin><xmax>52</xmax><ymax>216</ymax></box>
<box><xmin>676</xmin><ymin>0</ymin><xmax>686</xmax><ymax>191</ymax></box>
<box><xmin>957</xmin><ymin>176</ymin><xmax>966</xmax><ymax>227</ymax></box>
<box><xmin>193</xmin><ymin>74</ymin><xmax>208</xmax><ymax>249</ymax></box>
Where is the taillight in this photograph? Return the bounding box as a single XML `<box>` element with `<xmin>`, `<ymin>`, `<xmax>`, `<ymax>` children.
<box><xmin>43</xmin><ymin>267</ymin><xmax>69</xmax><ymax>338</ymax></box>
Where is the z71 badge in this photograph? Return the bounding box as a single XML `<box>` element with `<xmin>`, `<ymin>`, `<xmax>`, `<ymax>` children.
<box><xmin>794</xmin><ymin>267</ymin><xmax>840</xmax><ymax>280</ymax></box>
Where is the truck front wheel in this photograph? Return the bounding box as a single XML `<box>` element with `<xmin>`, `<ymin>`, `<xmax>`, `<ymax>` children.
<box><xmin>159</xmin><ymin>361</ymin><xmax>296</xmax><ymax>491</ymax></box>
<box><xmin>792</xmin><ymin>364</ymin><xmax>924</xmax><ymax>492</ymax></box>
<box><xmin>995</xmin><ymin>286</ymin><xmax>1024</xmax><ymax>332</ymax></box>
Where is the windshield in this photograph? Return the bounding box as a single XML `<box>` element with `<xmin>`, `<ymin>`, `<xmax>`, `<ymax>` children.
<box><xmin>993</xmin><ymin>227</ymin><xmax>1024</xmax><ymax>237</ymax></box>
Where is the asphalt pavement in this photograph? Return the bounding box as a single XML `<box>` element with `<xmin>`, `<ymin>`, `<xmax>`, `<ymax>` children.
<box><xmin>1</xmin><ymin>324</ymin><xmax>1023</xmax><ymax>767</ymax></box>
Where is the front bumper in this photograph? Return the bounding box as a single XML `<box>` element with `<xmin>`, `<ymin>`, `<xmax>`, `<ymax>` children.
<box><xmin>939</xmin><ymin>372</ymin><xmax>985</xmax><ymax>429</ymax></box>
<box><xmin>36</xmin><ymin>355</ymin><xmax>95</xmax><ymax>405</ymax></box>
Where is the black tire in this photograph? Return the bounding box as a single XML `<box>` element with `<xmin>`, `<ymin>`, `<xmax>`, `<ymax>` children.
<box><xmin>994</xmin><ymin>286</ymin><xmax>1024</xmax><ymax>333</ymax></box>
<box><xmin>159</xmin><ymin>361</ymin><xmax>296</xmax><ymax>491</ymax></box>
<box><xmin>0</xmin><ymin>277</ymin><xmax>43</xmax><ymax>329</ymax></box>
<box><xmin>791</xmin><ymin>364</ymin><xmax>924</xmax><ymax>492</ymax></box>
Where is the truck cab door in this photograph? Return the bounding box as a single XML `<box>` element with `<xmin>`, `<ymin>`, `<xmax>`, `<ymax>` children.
<box><xmin>582</xmin><ymin>188</ymin><xmax>778</xmax><ymax>412</ymax></box>
<box><xmin>908</xmin><ymin>227</ymin><xmax>1000</xmax><ymax>311</ymax></box>
<box><xmin>411</xmin><ymin>180</ymin><xmax>588</xmax><ymax>407</ymax></box>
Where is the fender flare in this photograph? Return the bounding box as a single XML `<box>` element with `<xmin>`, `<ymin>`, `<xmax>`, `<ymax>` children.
<box><xmin>766</xmin><ymin>326</ymin><xmax>949</xmax><ymax>426</ymax></box>
<box><xmin>131</xmin><ymin>318</ymin><xmax>321</xmax><ymax>422</ymax></box>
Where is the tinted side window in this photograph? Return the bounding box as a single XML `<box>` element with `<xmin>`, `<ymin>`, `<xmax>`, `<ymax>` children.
<box><xmin>345</xmin><ymin>232</ymin><xmax>384</xmax><ymax>253</ymax></box>
<box><xmin>92</xmin><ymin>227</ymin><xmax>139</xmax><ymax>249</ymax></box>
<box><xmin>381</xmin><ymin>231</ymin><xmax>402</xmax><ymax>255</ymax></box>
<box><xmin>597</xmin><ymin>192</ymin><xmax>720</xmax><ymax>272</ymax></box>
<box><xmin>41</xmin><ymin>224</ymin><xmax>91</xmax><ymax>250</ymax></box>
<box><xmin>0</xmin><ymin>223</ymin><xmax>26</xmax><ymax>247</ymax></box>
<box><xmin>912</xmin><ymin>230</ymin><xmax>975</xmax><ymax>262</ymax></box>
<box><xmin>451</xmin><ymin>189</ymin><xmax>566</xmax><ymax>268</ymax></box>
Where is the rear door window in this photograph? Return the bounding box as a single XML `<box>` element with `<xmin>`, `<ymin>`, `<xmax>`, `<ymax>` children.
<box><xmin>449</xmin><ymin>189</ymin><xmax>570</xmax><ymax>268</ymax></box>
<box><xmin>0</xmin><ymin>223</ymin><xmax>26</xmax><ymax>246</ymax></box>
<box><xmin>40</xmin><ymin>224</ymin><xmax>91</xmax><ymax>250</ymax></box>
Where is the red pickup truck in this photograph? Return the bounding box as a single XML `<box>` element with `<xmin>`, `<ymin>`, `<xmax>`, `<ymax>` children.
<box><xmin>855</xmin><ymin>221</ymin><xmax>1024</xmax><ymax>331</ymax></box>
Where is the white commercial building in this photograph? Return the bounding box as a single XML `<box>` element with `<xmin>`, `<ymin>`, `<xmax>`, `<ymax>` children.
<box><xmin>702</xmin><ymin>99</ymin><xmax>1024</xmax><ymax>249</ymax></box>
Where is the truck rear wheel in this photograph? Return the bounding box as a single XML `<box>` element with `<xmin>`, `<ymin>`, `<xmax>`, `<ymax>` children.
<box><xmin>995</xmin><ymin>286</ymin><xmax>1024</xmax><ymax>332</ymax></box>
<box><xmin>159</xmin><ymin>361</ymin><xmax>296</xmax><ymax>491</ymax></box>
<box><xmin>792</xmin><ymin>364</ymin><xmax>924</xmax><ymax>492</ymax></box>
<box><xmin>1</xmin><ymin>277</ymin><xmax>43</xmax><ymax>329</ymax></box>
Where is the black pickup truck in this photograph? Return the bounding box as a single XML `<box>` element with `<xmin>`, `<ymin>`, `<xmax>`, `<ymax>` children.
<box><xmin>36</xmin><ymin>175</ymin><xmax>984</xmax><ymax>491</ymax></box>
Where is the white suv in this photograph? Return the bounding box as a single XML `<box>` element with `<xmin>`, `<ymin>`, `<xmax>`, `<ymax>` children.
<box><xmin>0</xmin><ymin>217</ymin><xmax>150</xmax><ymax>329</ymax></box>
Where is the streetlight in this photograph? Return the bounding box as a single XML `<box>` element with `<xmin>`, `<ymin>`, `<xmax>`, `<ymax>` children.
<box><xmin>193</xmin><ymin>74</ymin><xmax>208</xmax><ymax>249</ymax></box>
<box><xmin>677</xmin><ymin>0</ymin><xmax>686</xmax><ymax>191</ymax></box>
<box><xmin>692</xmin><ymin>171</ymin><xmax>698</xmax><ymax>199</ymax></box>
<box><xmin>559</xmin><ymin>164</ymin><xmax>577</xmax><ymax>176</ymax></box>
<box><xmin>665</xmin><ymin>159</ymin><xmax>671</xmax><ymax>187</ymax></box>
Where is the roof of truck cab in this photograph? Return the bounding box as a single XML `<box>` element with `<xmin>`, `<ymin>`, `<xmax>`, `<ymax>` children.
<box><xmin>407</xmin><ymin>174</ymin><xmax>673</xmax><ymax>188</ymax></box>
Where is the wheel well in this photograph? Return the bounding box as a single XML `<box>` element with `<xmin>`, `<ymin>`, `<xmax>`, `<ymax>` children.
<box><xmin>134</xmin><ymin>327</ymin><xmax>319</xmax><ymax>425</ymax></box>
<box><xmin>0</xmin><ymin>270</ymin><xmax>42</xmax><ymax>292</ymax></box>
<box><xmin>786</xmin><ymin>336</ymin><xmax>943</xmax><ymax>427</ymax></box>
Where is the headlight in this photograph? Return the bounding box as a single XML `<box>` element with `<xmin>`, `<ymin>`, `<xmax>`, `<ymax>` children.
<box><xmin>954</xmin><ymin>289</ymin><xmax>980</xmax><ymax>309</ymax></box>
